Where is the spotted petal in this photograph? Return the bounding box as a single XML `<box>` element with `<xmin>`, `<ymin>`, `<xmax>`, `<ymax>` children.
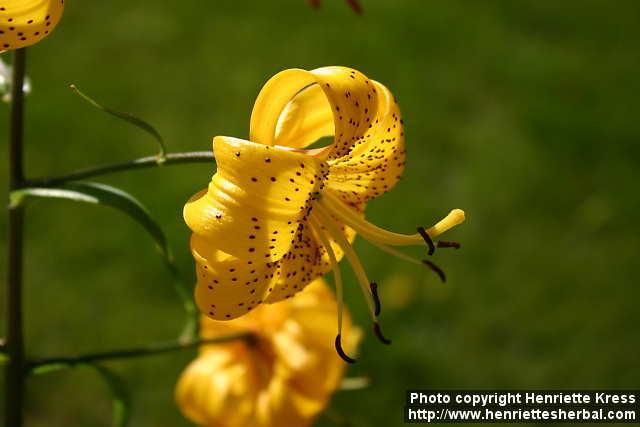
<box><xmin>184</xmin><ymin>136</ymin><xmax>326</xmax><ymax>263</ymax></box>
<box><xmin>259</xmin><ymin>218</ymin><xmax>355</xmax><ymax>305</ymax></box>
<box><xmin>186</xmin><ymin>135</ymin><xmax>356</xmax><ymax>317</ymax></box>
<box><xmin>191</xmin><ymin>234</ymin><xmax>278</xmax><ymax>320</ymax></box>
<box><xmin>250</xmin><ymin>66</ymin><xmax>406</xmax><ymax>205</ymax></box>
<box><xmin>264</xmin><ymin>209</ymin><xmax>356</xmax><ymax>304</ymax></box>
<box><xmin>264</xmin><ymin>224</ymin><xmax>324</xmax><ymax>303</ymax></box>
<box><xmin>0</xmin><ymin>0</ymin><xmax>64</xmax><ymax>51</ymax></box>
<box><xmin>324</xmin><ymin>80</ymin><xmax>406</xmax><ymax>205</ymax></box>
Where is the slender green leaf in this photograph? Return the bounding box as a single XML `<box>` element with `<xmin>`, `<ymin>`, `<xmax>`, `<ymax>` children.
<box><xmin>29</xmin><ymin>362</ymin><xmax>71</xmax><ymax>376</ymax></box>
<box><xmin>30</xmin><ymin>362</ymin><xmax>131</xmax><ymax>426</ymax></box>
<box><xmin>11</xmin><ymin>182</ymin><xmax>171</xmax><ymax>261</ymax></box>
<box><xmin>70</xmin><ymin>84</ymin><xmax>167</xmax><ymax>160</ymax></box>
<box><xmin>10</xmin><ymin>187</ymin><xmax>97</xmax><ymax>206</ymax></box>
<box><xmin>88</xmin><ymin>364</ymin><xmax>131</xmax><ymax>427</ymax></box>
<box><xmin>11</xmin><ymin>182</ymin><xmax>198</xmax><ymax>335</ymax></box>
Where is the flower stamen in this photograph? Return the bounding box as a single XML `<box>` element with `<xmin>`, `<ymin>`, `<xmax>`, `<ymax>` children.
<box><xmin>312</xmin><ymin>205</ymin><xmax>377</xmax><ymax>319</ymax></box>
<box><xmin>437</xmin><ymin>241</ymin><xmax>461</xmax><ymax>249</ymax></box>
<box><xmin>335</xmin><ymin>334</ymin><xmax>356</xmax><ymax>364</ymax></box>
<box><xmin>370</xmin><ymin>282</ymin><xmax>381</xmax><ymax>316</ymax></box>
<box><xmin>422</xmin><ymin>260</ymin><xmax>446</xmax><ymax>283</ymax></box>
<box><xmin>416</xmin><ymin>226</ymin><xmax>436</xmax><ymax>255</ymax></box>
<box><xmin>368</xmin><ymin>242</ymin><xmax>447</xmax><ymax>283</ymax></box>
<box><xmin>310</xmin><ymin>216</ymin><xmax>357</xmax><ymax>363</ymax></box>
<box><xmin>373</xmin><ymin>322</ymin><xmax>392</xmax><ymax>345</ymax></box>
<box><xmin>313</xmin><ymin>205</ymin><xmax>396</xmax><ymax>348</ymax></box>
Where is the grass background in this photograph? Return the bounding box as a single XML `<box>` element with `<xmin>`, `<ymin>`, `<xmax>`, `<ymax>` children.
<box><xmin>1</xmin><ymin>0</ymin><xmax>639</xmax><ymax>426</ymax></box>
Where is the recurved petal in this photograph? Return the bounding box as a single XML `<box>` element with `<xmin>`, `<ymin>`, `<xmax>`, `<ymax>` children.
<box><xmin>325</xmin><ymin>79</ymin><xmax>406</xmax><ymax>204</ymax></box>
<box><xmin>249</xmin><ymin>67</ymin><xmax>406</xmax><ymax>204</ymax></box>
<box><xmin>250</xmin><ymin>66</ymin><xmax>378</xmax><ymax>159</ymax></box>
<box><xmin>308</xmin><ymin>66</ymin><xmax>383</xmax><ymax>161</ymax></box>
<box><xmin>250</xmin><ymin>69</ymin><xmax>318</xmax><ymax>147</ymax></box>
<box><xmin>184</xmin><ymin>136</ymin><xmax>326</xmax><ymax>263</ymax></box>
<box><xmin>274</xmin><ymin>83</ymin><xmax>334</xmax><ymax>149</ymax></box>
<box><xmin>0</xmin><ymin>0</ymin><xmax>64</xmax><ymax>51</ymax></box>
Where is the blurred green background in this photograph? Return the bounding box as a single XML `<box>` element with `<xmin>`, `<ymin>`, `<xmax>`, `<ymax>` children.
<box><xmin>1</xmin><ymin>0</ymin><xmax>639</xmax><ymax>426</ymax></box>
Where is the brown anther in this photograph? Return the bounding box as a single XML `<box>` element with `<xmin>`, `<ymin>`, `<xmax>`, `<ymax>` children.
<box><xmin>335</xmin><ymin>334</ymin><xmax>356</xmax><ymax>363</ymax></box>
<box><xmin>422</xmin><ymin>259</ymin><xmax>446</xmax><ymax>283</ymax></box>
<box><xmin>437</xmin><ymin>240</ymin><xmax>461</xmax><ymax>249</ymax></box>
<box><xmin>370</xmin><ymin>282</ymin><xmax>381</xmax><ymax>316</ymax></box>
<box><xmin>417</xmin><ymin>226</ymin><xmax>435</xmax><ymax>255</ymax></box>
<box><xmin>373</xmin><ymin>322</ymin><xmax>392</xmax><ymax>345</ymax></box>
<box><xmin>308</xmin><ymin>0</ymin><xmax>362</xmax><ymax>14</ymax></box>
<box><xmin>345</xmin><ymin>0</ymin><xmax>363</xmax><ymax>14</ymax></box>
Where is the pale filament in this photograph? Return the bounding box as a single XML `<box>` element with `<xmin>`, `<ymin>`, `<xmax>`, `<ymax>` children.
<box><xmin>310</xmin><ymin>205</ymin><xmax>377</xmax><ymax>319</ymax></box>
<box><xmin>309</xmin><ymin>216</ymin><xmax>345</xmax><ymax>337</ymax></box>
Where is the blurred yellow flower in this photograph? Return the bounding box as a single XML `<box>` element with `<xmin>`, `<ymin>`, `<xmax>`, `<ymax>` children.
<box><xmin>176</xmin><ymin>278</ymin><xmax>361</xmax><ymax>427</ymax></box>
<box><xmin>184</xmin><ymin>66</ymin><xmax>465</xmax><ymax>360</ymax></box>
<box><xmin>0</xmin><ymin>0</ymin><xmax>65</xmax><ymax>52</ymax></box>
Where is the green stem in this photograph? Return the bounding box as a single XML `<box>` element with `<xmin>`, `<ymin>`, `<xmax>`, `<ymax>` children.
<box><xmin>5</xmin><ymin>48</ymin><xmax>27</xmax><ymax>427</ymax></box>
<box><xmin>26</xmin><ymin>151</ymin><xmax>215</xmax><ymax>187</ymax></box>
<box><xmin>164</xmin><ymin>260</ymin><xmax>199</xmax><ymax>340</ymax></box>
<box><xmin>27</xmin><ymin>333</ymin><xmax>254</xmax><ymax>371</ymax></box>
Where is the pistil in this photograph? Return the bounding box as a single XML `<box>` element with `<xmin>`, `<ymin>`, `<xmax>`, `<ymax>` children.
<box><xmin>320</xmin><ymin>191</ymin><xmax>465</xmax><ymax>248</ymax></box>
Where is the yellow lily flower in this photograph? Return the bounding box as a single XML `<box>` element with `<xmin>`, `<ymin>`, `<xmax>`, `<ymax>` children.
<box><xmin>184</xmin><ymin>66</ymin><xmax>465</xmax><ymax>361</ymax></box>
<box><xmin>176</xmin><ymin>278</ymin><xmax>361</xmax><ymax>427</ymax></box>
<box><xmin>0</xmin><ymin>0</ymin><xmax>65</xmax><ymax>52</ymax></box>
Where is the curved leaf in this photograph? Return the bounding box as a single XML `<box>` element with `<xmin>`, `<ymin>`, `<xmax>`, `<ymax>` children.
<box><xmin>11</xmin><ymin>182</ymin><xmax>198</xmax><ymax>335</ymax></box>
<box><xmin>89</xmin><ymin>364</ymin><xmax>131</xmax><ymax>427</ymax></box>
<box><xmin>29</xmin><ymin>362</ymin><xmax>70</xmax><ymax>376</ymax></box>
<box><xmin>70</xmin><ymin>84</ymin><xmax>167</xmax><ymax>160</ymax></box>
<box><xmin>11</xmin><ymin>182</ymin><xmax>171</xmax><ymax>261</ymax></box>
<box><xmin>29</xmin><ymin>362</ymin><xmax>130</xmax><ymax>426</ymax></box>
